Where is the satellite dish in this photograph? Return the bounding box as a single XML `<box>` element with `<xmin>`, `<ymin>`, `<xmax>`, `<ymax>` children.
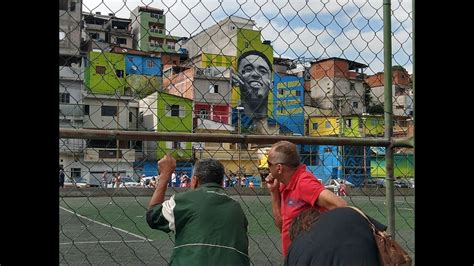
<box><xmin>132</xmin><ymin>66</ymin><xmax>138</xmax><ymax>71</ymax></box>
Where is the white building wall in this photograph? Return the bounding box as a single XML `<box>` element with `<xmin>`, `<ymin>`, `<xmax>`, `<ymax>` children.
<box><xmin>181</xmin><ymin>16</ymin><xmax>255</xmax><ymax>58</ymax></box>
<box><xmin>193</xmin><ymin>77</ymin><xmax>232</xmax><ymax>105</ymax></box>
<box><xmin>59</xmin><ymin>0</ymin><xmax>82</xmax><ymax>56</ymax></box>
<box><xmin>138</xmin><ymin>93</ymin><xmax>159</xmax><ymax>160</ymax></box>
<box><xmin>370</xmin><ymin>85</ymin><xmax>413</xmax><ymax>116</ymax></box>
<box><xmin>311</xmin><ymin>77</ymin><xmax>365</xmax><ymax>115</ymax></box>
<box><xmin>82</xmin><ymin>97</ymin><xmax>137</xmax><ymax>129</ymax></box>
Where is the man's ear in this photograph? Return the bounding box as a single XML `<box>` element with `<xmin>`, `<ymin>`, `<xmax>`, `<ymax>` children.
<box><xmin>191</xmin><ymin>176</ymin><xmax>199</xmax><ymax>189</ymax></box>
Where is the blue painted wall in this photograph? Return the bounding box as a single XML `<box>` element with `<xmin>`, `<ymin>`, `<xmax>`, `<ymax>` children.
<box><xmin>125</xmin><ymin>55</ymin><xmax>161</xmax><ymax>76</ymax></box>
<box><xmin>305</xmin><ymin>145</ymin><xmax>339</xmax><ymax>183</ymax></box>
<box><xmin>305</xmin><ymin>145</ymin><xmax>371</xmax><ymax>187</ymax></box>
<box><xmin>273</xmin><ymin>74</ymin><xmax>304</xmax><ymax>135</ymax></box>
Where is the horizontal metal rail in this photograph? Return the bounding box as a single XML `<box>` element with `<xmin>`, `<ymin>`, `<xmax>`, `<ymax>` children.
<box><xmin>60</xmin><ymin>128</ymin><xmax>413</xmax><ymax>148</ymax></box>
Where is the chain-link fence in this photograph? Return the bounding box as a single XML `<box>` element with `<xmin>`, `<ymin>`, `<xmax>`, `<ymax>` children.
<box><xmin>60</xmin><ymin>0</ymin><xmax>414</xmax><ymax>264</ymax></box>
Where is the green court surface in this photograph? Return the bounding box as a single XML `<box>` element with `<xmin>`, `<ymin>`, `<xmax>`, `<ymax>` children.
<box><xmin>60</xmin><ymin>195</ymin><xmax>414</xmax><ymax>265</ymax></box>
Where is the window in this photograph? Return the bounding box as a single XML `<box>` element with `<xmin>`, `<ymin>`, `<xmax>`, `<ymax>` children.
<box><xmin>325</xmin><ymin>121</ymin><xmax>331</xmax><ymax>128</ymax></box>
<box><xmin>96</xmin><ymin>66</ymin><xmax>106</xmax><ymax>74</ymax></box>
<box><xmin>116</xmin><ymin>37</ymin><xmax>127</xmax><ymax>45</ymax></box>
<box><xmin>99</xmin><ymin>150</ymin><xmax>122</xmax><ymax>158</ymax></box>
<box><xmin>324</xmin><ymin>147</ymin><xmax>332</xmax><ymax>153</ymax></box>
<box><xmin>59</xmin><ymin>0</ymin><xmax>68</xmax><ymax>10</ymax></box>
<box><xmin>129</xmin><ymin>112</ymin><xmax>133</xmax><ymax>122</ymax></box>
<box><xmin>59</xmin><ymin>92</ymin><xmax>70</xmax><ymax>103</ymax></box>
<box><xmin>296</xmin><ymin>90</ymin><xmax>301</xmax><ymax>96</ymax></box>
<box><xmin>244</xmin><ymin>42</ymin><xmax>249</xmax><ymax>48</ymax></box>
<box><xmin>395</xmin><ymin>86</ymin><xmax>406</xmax><ymax>96</ymax></box>
<box><xmin>198</xmin><ymin>109</ymin><xmax>209</xmax><ymax>119</ymax></box>
<box><xmin>69</xmin><ymin>1</ymin><xmax>76</xmax><ymax>11</ymax></box>
<box><xmin>151</xmin><ymin>13</ymin><xmax>162</xmax><ymax>19</ymax></box>
<box><xmin>371</xmin><ymin>119</ymin><xmax>377</xmax><ymax>126</ymax></box>
<box><xmin>101</xmin><ymin>106</ymin><xmax>117</xmax><ymax>116</ymax></box>
<box><xmin>147</xmin><ymin>60</ymin><xmax>155</xmax><ymax>68</ymax></box>
<box><xmin>353</xmin><ymin>102</ymin><xmax>359</xmax><ymax>108</ymax></box>
<box><xmin>173</xmin><ymin>141</ymin><xmax>180</xmax><ymax>149</ymax></box>
<box><xmin>130</xmin><ymin>140</ymin><xmax>142</xmax><ymax>152</ymax></box>
<box><xmin>166</xmin><ymin>104</ymin><xmax>180</xmax><ymax>117</ymax></box>
<box><xmin>84</xmin><ymin>105</ymin><xmax>90</xmax><ymax>115</ymax></box>
<box><xmin>209</xmin><ymin>84</ymin><xmax>218</xmax><ymax>93</ymax></box>
<box><xmin>279</xmin><ymin>89</ymin><xmax>284</xmax><ymax>95</ymax></box>
<box><xmin>359</xmin><ymin>119</ymin><xmax>364</xmax><ymax>129</ymax></box>
<box><xmin>90</xmin><ymin>32</ymin><xmax>100</xmax><ymax>40</ymax></box>
<box><xmin>312</xmin><ymin>123</ymin><xmax>318</xmax><ymax>130</ymax></box>
<box><xmin>350</xmin><ymin>82</ymin><xmax>355</xmax><ymax>90</ymax></box>
<box><xmin>345</xmin><ymin>119</ymin><xmax>352</xmax><ymax>128</ymax></box>
<box><xmin>71</xmin><ymin>168</ymin><xmax>81</xmax><ymax>179</ymax></box>
<box><xmin>115</xmin><ymin>70</ymin><xmax>124</xmax><ymax>78</ymax></box>
<box><xmin>167</xmin><ymin>141</ymin><xmax>186</xmax><ymax>150</ymax></box>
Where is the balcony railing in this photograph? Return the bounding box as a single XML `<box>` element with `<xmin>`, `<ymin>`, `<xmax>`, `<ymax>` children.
<box><xmin>59</xmin><ymin>138</ymin><xmax>86</xmax><ymax>153</ymax></box>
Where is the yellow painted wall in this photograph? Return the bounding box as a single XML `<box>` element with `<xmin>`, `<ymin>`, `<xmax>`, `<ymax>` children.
<box><xmin>308</xmin><ymin>117</ymin><xmax>340</xmax><ymax>136</ymax></box>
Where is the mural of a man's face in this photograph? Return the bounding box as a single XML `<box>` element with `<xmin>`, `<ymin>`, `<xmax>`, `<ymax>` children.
<box><xmin>234</xmin><ymin>53</ymin><xmax>272</xmax><ymax>119</ymax></box>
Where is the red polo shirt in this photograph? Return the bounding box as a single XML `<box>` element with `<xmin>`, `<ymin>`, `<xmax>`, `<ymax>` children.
<box><xmin>279</xmin><ymin>164</ymin><xmax>327</xmax><ymax>257</ymax></box>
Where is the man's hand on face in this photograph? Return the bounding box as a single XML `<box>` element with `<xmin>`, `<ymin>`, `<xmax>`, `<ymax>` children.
<box><xmin>158</xmin><ymin>154</ymin><xmax>176</xmax><ymax>182</ymax></box>
<box><xmin>265</xmin><ymin>173</ymin><xmax>280</xmax><ymax>193</ymax></box>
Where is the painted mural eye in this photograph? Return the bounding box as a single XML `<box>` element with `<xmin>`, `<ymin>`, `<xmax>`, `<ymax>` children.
<box><xmin>258</xmin><ymin>66</ymin><xmax>268</xmax><ymax>75</ymax></box>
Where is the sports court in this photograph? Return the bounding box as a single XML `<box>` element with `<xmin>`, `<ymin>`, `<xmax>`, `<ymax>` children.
<box><xmin>60</xmin><ymin>195</ymin><xmax>414</xmax><ymax>265</ymax></box>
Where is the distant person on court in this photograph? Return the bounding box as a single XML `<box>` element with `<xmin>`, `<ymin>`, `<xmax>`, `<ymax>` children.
<box><xmin>116</xmin><ymin>173</ymin><xmax>122</xmax><ymax>188</ymax></box>
<box><xmin>265</xmin><ymin>140</ymin><xmax>347</xmax><ymax>256</ymax></box>
<box><xmin>285</xmin><ymin>207</ymin><xmax>386</xmax><ymax>266</ymax></box>
<box><xmin>101</xmin><ymin>171</ymin><xmax>108</xmax><ymax>188</ymax></box>
<box><xmin>339</xmin><ymin>180</ymin><xmax>347</xmax><ymax>197</ymax></box>
<box><xmin>146</xmin><ymin>155</ymin><xmax>250</xmax><ymax>265</ymax></box>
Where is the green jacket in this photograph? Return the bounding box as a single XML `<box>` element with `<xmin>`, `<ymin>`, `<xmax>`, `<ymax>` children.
<box><xmin>147</xmin><ymin>183</ymin><xmax>250</xmax><ymax>265</ymax></box>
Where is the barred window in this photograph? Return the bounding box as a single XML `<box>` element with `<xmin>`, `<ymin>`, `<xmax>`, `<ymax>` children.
<box><xmin>59</xmin><ymin>92</ymin><xmax>70</xmax><ymax>103</ymax></box>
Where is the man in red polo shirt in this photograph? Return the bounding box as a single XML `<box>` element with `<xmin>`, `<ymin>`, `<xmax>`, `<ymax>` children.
<box><xmin>265</xmin><ymin>140</ymin><xmax>347</xmax><ymax>257</ymax></box>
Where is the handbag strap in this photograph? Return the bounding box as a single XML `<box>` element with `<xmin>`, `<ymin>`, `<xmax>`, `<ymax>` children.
<box><xmin>347</xmin><ymin>206</ymin><xmax>378</xmax><ymax>234</ymax></box>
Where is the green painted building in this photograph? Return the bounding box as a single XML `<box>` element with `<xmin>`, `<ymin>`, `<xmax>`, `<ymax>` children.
<box><xmin>84</xmin><ymin>51</ymin><xmax>126</xmax><ymax>95</ymax></box>
<box><xmin>155</xmin><ymin>92</ymin><xmax>193</xmax><ymax>160</ymax></box>
<box><xmin>130</xmin><ymin>6</ymin><xmax>179</xmax><ymax>53</ymax></box>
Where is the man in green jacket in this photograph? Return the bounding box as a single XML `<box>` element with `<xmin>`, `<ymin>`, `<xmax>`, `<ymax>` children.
<box><xmin>147</xmin><ymin>154</ymin><xmax>250</xmax><ymax>265</ymax></box>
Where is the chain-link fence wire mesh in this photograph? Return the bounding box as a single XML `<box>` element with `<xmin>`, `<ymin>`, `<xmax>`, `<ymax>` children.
<box><xmin>60</xmin><ymin>0</ymin><xmax>413</xmax><ymax>264</ymax></box>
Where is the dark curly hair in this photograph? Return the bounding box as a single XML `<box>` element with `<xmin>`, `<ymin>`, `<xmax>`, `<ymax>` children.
<box><xmin>289</xmin><ymin>208</ymin><xmax>321</xmax><ymax>241</ymax></box>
